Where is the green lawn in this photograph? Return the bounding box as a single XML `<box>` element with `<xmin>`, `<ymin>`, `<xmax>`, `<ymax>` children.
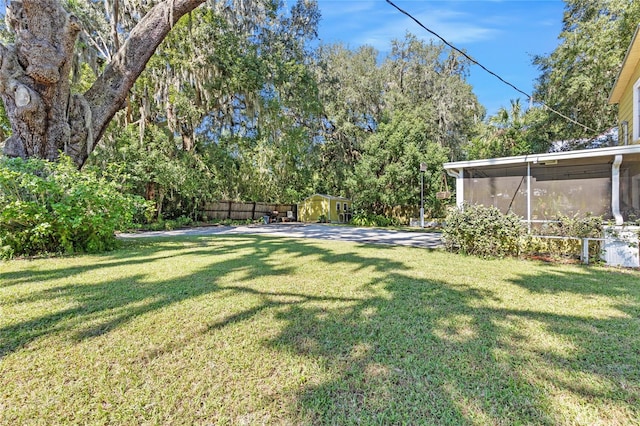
<box><xmin>1</xmin><ymin>235</ymin><xmax>639</xmax><ymax>425</ymax></box>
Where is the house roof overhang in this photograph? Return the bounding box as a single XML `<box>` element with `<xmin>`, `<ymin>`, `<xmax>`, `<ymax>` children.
<box><xmin>609</xmin><ymin>24</ymin><xmax>640</xmax><ymax>105</ymax></box>
<box><xmin>443</xmin><ymin>144</ymin><xmax>640</xmax><ymax>170</ymax></box>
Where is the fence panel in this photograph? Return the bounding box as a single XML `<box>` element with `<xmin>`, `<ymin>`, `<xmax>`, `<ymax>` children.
<box><xmin>201</xmin><ymin>201</ymin><xmax>297</xmax><ymax>221</ymax></box>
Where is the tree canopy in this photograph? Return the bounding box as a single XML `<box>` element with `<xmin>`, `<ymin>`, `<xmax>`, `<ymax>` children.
<box><xmin>2</xmin><ymin>0</ymin><xmax>635</xmax><ymax>222</ymax></box>
<box><xmin>532</xmin><ymin>0</ymin><xmax>640</xmax><ymax>142</ymax></box>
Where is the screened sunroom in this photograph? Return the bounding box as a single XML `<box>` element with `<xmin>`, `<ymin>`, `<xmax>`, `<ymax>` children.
<box><xmin>443</xmin><ymin>144</ymin><xmax>640</xmax><ymax>227</ymax></box>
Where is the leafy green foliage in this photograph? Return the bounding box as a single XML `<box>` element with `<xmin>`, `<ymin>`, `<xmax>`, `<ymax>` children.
<box><xmin>532</xmin><ymin>0</ymin><xmax>640</xmax><ymax>142</ymax></box>
<box><xmin>350</xmin><ymin>211</ymin><xmax>400</xmax><ymax>227</ymax></box>
<box><xmin>92</xmin><ymin>124</ymin><xmax>216</xmax><ymax>220</ymax></box>
<box><xmin>84</xmin><ymin>14</ymin><xmax>479</xmax><ymax>222</ymax></box>
<box><xmin>91</xmin><ymin>4</ymin><xmax>321</xmax><ymax>212</ymax></box>
<box><xmin>142</xmin><ymin>215</ymin><xmax>193</xmax><ymax>231</ymax></box>
<box><xmin>0</xmin><ymin>100</ymin><xmax>11</xmax><ymax>142</ymax></box>
<box><xmin>442</xmin><ymin>204</ymin><xmax>526</xmax><ymax>258</ymax></box>
<box><xmin>317</xmin><ymin>34</ymin><xmax>480</xmax><ymax>218</ymax></box>
<box><xmin>466</xmin><ymin>99</ymin><xmax>546</xmax><ymax>159</ymax></box>
<box><xmin>0</xmin><ymin>156</ymin><xmax>151</xmax><ymax>259</ymax></box>
<box><xmin>313</xmin><ymin>43</ymin><xmax>383</xmax><ymax>195</ymax></box>
<box><xmin>382</xmin><ymin>35</ymin><xmax>482</xmax><ymax>161</ymax></box>
<box><xmin>536</xmin><ymin>214</ymin><xmax>603</xmax><ymax>239</ymax></box>
<box><xmin>444</xmin><ymin>205</ymin><xmax>605</xmax><ymax>261</ymax></box>
<box><xmin>523</xmin><ymin>214</ymin><xmax>604</xmax><ymax>262</ymax></box>
<box><xmin>348</xmin><ymin>107</ymin><xmax>450</xmax><ymax>217</ymax></box>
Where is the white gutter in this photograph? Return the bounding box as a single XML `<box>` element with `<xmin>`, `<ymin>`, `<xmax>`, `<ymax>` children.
<box><xmin>612</xmin><ymin>155</ymin><xmax>624</xmax><ymax>225</ymax></box>
<box><xmin>443</xmin><ymin>144</ymin><xmax>640</xmax><ymax>170</ymax></box>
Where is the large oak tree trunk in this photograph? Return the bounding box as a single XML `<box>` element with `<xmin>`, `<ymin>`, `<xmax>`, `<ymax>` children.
<box><xmin>0</xmin><ymin>0</ymin><xmax>205</xmax><ymax>168</ymax></box>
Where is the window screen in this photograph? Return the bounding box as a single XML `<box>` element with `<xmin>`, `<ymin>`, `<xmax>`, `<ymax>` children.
<box><xmin>530</xmin><ymin>163</ymin><xmax>610</xmax><ymax>220</ymax></box>
<box><xmin>464</xmin><ymin>160</ymin><xmax>612</xmax><ymax>221</ymax></box>
<box><xmin>464</xmin><ymin>165</ymin><xmax>528</xmax><ymax>217</ymax></box>
<box><xmin>620</xmin><ymin>154</ymin><xmax>640</xmax><ymax>222</ymax></box>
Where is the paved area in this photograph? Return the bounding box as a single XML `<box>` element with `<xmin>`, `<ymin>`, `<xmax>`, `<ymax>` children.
<box><xmin>119</xmin><ymin>223</ymin><xmax>443</xmax><ymax>249</ymax></box>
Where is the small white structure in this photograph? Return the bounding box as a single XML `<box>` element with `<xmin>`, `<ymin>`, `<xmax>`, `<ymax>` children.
<box><xmin>603</xmin><ymin>226</ymin><xmax>640</xmax><ymax>267</ymax></box>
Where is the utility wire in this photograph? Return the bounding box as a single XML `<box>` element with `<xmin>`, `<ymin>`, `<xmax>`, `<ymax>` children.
<box><xmin>385</xmin><ymin>0</ymin><xmax>600</xmax><ymax>135</ymax></box>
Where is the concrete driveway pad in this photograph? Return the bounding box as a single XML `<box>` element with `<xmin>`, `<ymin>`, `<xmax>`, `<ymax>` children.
<box><xmin>119</xmin><ymin>223</ymin><xmax>443</xmax><ymax>249</ymax></box>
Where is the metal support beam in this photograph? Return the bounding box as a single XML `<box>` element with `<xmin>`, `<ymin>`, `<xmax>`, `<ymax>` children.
<box><xmin>446</xmin><ymin>168</ymin><xmax>464</xmax><ymax>209</ymax></box>
<box><xmin>527</xmin><ymin>162</ymin><xmax>532</xmax><ymax>232</ymax></box>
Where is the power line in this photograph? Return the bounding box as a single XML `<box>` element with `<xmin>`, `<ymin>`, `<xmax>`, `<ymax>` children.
<box><xmin>385</xmin><ymin>0</ymin><xmax>600</xmax><ymax>135</ymax></box>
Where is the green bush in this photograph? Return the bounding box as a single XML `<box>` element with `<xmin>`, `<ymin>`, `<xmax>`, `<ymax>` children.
<box><xmin>535</xmin><ymin>214</ymin><xmax>602</xmax><ymax>238</ymax></box>
<box><xmin>443</xmin><ymin>205</ymin><xmax>605</xmax><ymax>261</ymax></box>
<box><xmin>0</xmin><ymin>156</ymin><xmax>152</xmax><ymax>259</ymax></box>
<box><xmin>442</xmin><ymin>204</ymin><xmax>526</xmax><ymax>258</ymax></box>
<box><xmin>523</xmin><ymin>214</ymin><xmax>603</xmax><ymax>261</ymax></box>
<box><xmin>142</xmin><ymin>215</ymin><xmax>194</xmax><ymax>231</ymax></box>
<box><xmin>350</xmin><ymin>212</ymin><xmax>400</xmax><ymax>227</ymax></box>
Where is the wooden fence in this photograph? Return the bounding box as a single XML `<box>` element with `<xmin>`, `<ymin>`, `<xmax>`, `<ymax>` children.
<box><xmin>201</xmin><ymin>201</ymin><xmax>297</xmax><ymax>221</ymax></box>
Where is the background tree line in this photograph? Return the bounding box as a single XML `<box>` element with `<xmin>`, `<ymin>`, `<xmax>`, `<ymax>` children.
<box><xmin>1</xmin><ymin>0</ymin><xmax>640</xmax><ymax>224</ymax></box>
<box><xmin>468</xmin><ymin>0</ymin><xmax>640</xmax><ymax>158</ymax></box>
<box><xmin>64</xmin><ymin>0</ymin><xmax>481</xmax><ymax>220</ymax></box>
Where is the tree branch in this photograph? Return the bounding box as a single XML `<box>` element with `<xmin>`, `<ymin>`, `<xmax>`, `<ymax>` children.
<box><xmin>84</xmin><ymin>0</ymin><xmax>206</xmax><ymax>146</ymax></box>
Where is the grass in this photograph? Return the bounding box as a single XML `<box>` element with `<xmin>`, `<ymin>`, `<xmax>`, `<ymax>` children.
<box><xmin>1</xmin><ymin>235</ymin><xmax>639</xmax><ymax>425</ymax></box>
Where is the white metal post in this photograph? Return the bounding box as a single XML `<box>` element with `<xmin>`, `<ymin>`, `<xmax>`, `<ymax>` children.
<box><xmin>420</xmin><ymin>172</ymin><xmax>424</xmax><ymax>227</ymax></box>
<box><xmin>445</xmin><ymin>168</ymin><xmax>464</xmax><ymax>209</ymax></box>
<box><xmin>527</xmin><ymin>162</ymin><xmax>531</xmax><ymax>232</ymax></box>
<box><xmin>420</xmin><ymin>163</ymin><xmax>426</xmax><ymax>227</ymax></box>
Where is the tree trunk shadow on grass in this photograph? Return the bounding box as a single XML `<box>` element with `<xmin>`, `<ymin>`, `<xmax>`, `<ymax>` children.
<box><xmin>0</xmin><ymin>235</ymin><xmax>408</xmax><ymax>359</ymax></box>
<box><xmin>265</xmin><ymin>269</ymin><xmax>640</xmax><ymax>424</ymax></box>
<box><xmin>1</xmin><ymin>235</ymin><xmax>639</xmax><ymax>424</ymax></box>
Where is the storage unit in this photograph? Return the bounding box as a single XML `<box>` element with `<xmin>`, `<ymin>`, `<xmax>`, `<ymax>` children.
<box><xmin>297</xmin><ymin>194</ymin><xmax>352</xmax><ymax>223</ymax></box>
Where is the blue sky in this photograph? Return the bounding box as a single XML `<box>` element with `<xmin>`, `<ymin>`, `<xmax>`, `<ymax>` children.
<box><xmin>0</xmin><ymin>0</ymin><xmax>564</xmax><ymax>117</ymax></box>
<box><xmin>315</xmin><ymin>0</ymin><xmax>565</xmax><ymax>116</ymax></box>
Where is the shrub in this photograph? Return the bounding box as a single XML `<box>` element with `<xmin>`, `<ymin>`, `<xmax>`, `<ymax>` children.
<box><xmin>442</xmin><ymin>204</ymin><xmax>526</xmax><ymax>258</ymax></box>
<box><xmin>0</xmin><ymin>156</ymin><xmax>152</xmax><ymax>259</ymax></box>
<box><xmin>443</xmin><ymin>205</ymin><xmax>605</xmax><ymax>261</ymax></box>
<box><xmin>350</xmin><ymin>211</ymin><xmax>400</xmax><ymax>227</ymax></box>
<box><xmin>523</xmin><ymin>214</ymin><xmax>603</xmax><ymax>261</ymax></box>
<box><xmin>143</xmin><ymin>215</ymin><xmax>194</xmax><ymax>231</ymax></box>
<box><xmin>535</xmin><ymin>214</ymin><xmax>602</xmax><ymax>238</ymax></box>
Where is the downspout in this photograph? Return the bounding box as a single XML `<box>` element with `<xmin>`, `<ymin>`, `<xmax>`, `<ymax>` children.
<box><xmin>612</xmin><ymin>155</ymin><xmax>624</xmax><ymax>225</ymax></box>
<box><xmin>527</xmin><ymin>162</ymin><xmax>532</xmax><ymax>232</ymax></box>
<box><xmin>446</xmin><ymin>168</ymin><xmax>464</xmax><ymax>209</ymax></box>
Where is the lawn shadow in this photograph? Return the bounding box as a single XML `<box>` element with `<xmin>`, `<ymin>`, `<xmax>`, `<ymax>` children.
<box><xmin>0</xmin><ymin>240</ymin><xmax>197</xmax><ymax>287</ymax></box>
<box><xmin>2</xmin><ymin>235</ymin><xmax>639</xmax><ymax>424</ymax></box>
<box><xmin>0</xmin><ymin>235</ymin><xmax>410</xmax><ymax>360</ymax></box>
<box><xmin>264</xmin><ymin>263</ymin><xmax>640</xmax><ymax>424</ymax></box>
